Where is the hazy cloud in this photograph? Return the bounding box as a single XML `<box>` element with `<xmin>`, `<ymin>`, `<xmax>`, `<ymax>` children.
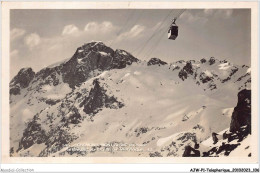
<box><xmin>203</xmin><ymin>9</ymin><xmax>233</xmax><ymax>18</ymax></box>
<box><xmin>24</xmin><ymin>33</ymin><xmax>41</xmax><ymax>50</ymax></box>
<box><xmin>180</xmin><ymin>11</ymin><xmax>208</xmax><ymax>24</ymax></box>
<box><xmin>11</xmin><ymin>28</ymin><xmax>25</xmax><ymax>41</ymax></box>
<box><xmin>117</xmin><ymin>25</ymin><xmax>145</xmax><ymax>41</ymax></box>
<box><xmin>62</xmin><ymin>24</ymin><xmax>79</xmax><ymax>35</ymax></box>
<box><xmin>84</xmin><ymin>21</ymin><xmax>116</xmax><ymax>34</ymax></box>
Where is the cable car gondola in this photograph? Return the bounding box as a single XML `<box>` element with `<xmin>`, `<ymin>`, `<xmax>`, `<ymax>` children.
<box><xmin>168</xmin><ymin>19</ymin><xmax>178</xmax><ymax>40</ymax></box>
<box><xmin>168</xmin><ymin>9</ymin><xmax>186</xmax><ymax>40</ymax></box>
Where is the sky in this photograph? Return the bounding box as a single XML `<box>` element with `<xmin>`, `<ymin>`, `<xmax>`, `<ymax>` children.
<box><xmin>10</xmin><ymin>9</ymin><xmax>251</xmax><ymax>78</ymax></box>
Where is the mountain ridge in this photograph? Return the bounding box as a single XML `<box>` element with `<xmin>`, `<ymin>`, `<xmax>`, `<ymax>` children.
<box><xmin>9</xmin><ymin>41</ymin><xmax>251</xmax><ymax>157</ymax></box>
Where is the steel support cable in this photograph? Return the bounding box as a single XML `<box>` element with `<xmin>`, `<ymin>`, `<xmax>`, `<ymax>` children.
<box><xmin>144</xmin><ymin>25</ymin><xmax>169</xmax><ymax>59</ymax></box>
<box><xmin>134</xmin><ymin>9</ymin><xmax>176</xmax><ymax>56</ymax></box>
<box><xmin>134</xmin><ymin>9</ymin><xmax>176</xmax><ymax>57</ymax></box>
<box><xmin>113</xmin><ymin>10</ymin><xmax>145</xmax><ymax>49</ymax></box>
<box><xmin>176</xmin><ymin>9</ymin><xmax>186</xmax><ymax>19</ymax></box>
<box><xmin>142</xmin><ymin>9</ymin><xmax>180</xmax><ymax>58</ymax></box>
<box><xmin>142</xmin><ymin>26</ymin><xmax>166</xmax><ymax>58</ymax></box>
<box><xmin>109</xmin><ymin>9</ymin><xmax>136</xmax><ymax>47</ymax></box>
<box><xmin>147</xmin><ymin>9</ymin><xmax>186</xmax><ymax>57</ymax></box>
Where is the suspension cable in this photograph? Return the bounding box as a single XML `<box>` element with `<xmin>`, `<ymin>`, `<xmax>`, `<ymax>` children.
<box><xmin>145</xmin><ymin>9</ymin><xmax>186</xmax><ymax>59</ymax></box>
<box><xmin>134</xmin><ymin>9</ymin><xmax>176</xmax><ymax>57</ymax></box>
<box><xmin>109</xmin><ymin>9</ymin><xmax>136</xmax><ymax>47</ymax></box>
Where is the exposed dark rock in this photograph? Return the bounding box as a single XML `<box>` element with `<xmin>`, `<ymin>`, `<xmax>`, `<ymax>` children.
<box><xmin>212</xmin><ymin>132</ymin><xmax>219</xmax><ymax>144</ymax></box>
<box><xmin>200</xmin><ymin>58</ymin><xmax>206</xmax><ymax>63</ymax></box>
<box><xmin>202</xmin><ymin>90</ymin><xmax>251</xmax><ymax>157</ymax></box>
<box><xmin>149</xmin><ymin>151</ymin><xmax>163</xmax><ymax>157</ymax></box>
<box><xmin>10</xmin><ymin>68</ymin><xmax>35</xmax><ymax>95</ymax></box>
<box><xmin>209</xmin><ymin>57</ymin><xmax>216</xmax><ymax>65</ymax></box>
<box><xmin>147</xmin><ymin>58</ymin><xmax>167</xmax><ymax>66</ymax></box>
<box><xmin>10</xmin><ymin>86</ymin><xmax>21</xmax><ymax>95</ymax></box>
<box><xmin>203</xmin><ymin>142</ymin><xmax>240</xmax><ymax>157</ymax></box>
<box><xmin>62</xmin><ymin>107</ymin><xmax>82</xmax><ymax>125</ymax></box>
<box><xmin>111</xmin><ymin>49</ymin><xmax>139</xmax><ymax>69</ymax></box>
<box><xmin>17</xmin><ymin>116</ymin><xmax>47</xmax><ymax>151</ymax></box>
<box><xmin>39</xmin><ymin>127</ymin><xmax>78</xmax><ymax>157</ymax></box>
<box><xmin>230</xmin><ymin>89</ymin><xmax>251</xmax><ymax>133</ymax></box>
<box><xmin>199</xmin><ymin>71</ymin><xmax>213</xmax><ymax>84</ymax></box>
<box><xmin>178</xmin><ymin>70</ymin><xmax>188</xmax><ymax>81</ymax></box>
<box><xmin>236</xmin><ymin>73</ymin><xmax>250</xmax><ymax>82</ymax></box>
<box><xmin>178</xmin><ymin>61</ymin><xmax>194</xmax><ymax>81</ymax></box>
<box><xmin>182</xmin><ymin>145</ymin><xmax>200</xmax><ymax>157</ymax></box>
<box><xmin>80</xmin><ymin>79</ymin><xmax>124</xmax><ymax>115</ymax></box>
<box><xmin>10</xmin><ymin>42</ymin><xmax>139</xmax><ymax>90</ymax></box>
<box><xmin>134</xmin><ymin>127</ymin><xmax>149</xmax><ymax>137</ymax></box>
<box><xmin>38</xmin><ymin>97</ymin><xmax>61</xmax><ymax>105</ymax></box>
<box><xmin>61</xmin><ymin>42</ymin><xmax>139</xmax><ymax>88</ymax></box>
<box><xmin>61</xmin><ymin>50</ymin><xmax>112</xmax><ymax>88</ymax></box>
<box><xmin>10</xmin><ymin>147</ymin><xmax>14</xmax><ymax>157</ymax></box>
<box><xmin>11</xmin><ymin>68</ymin><xmax>35</xmax><ymax>88</ymax></box>
<box><xmin>221</xmin><ymin>67</ymin><xmax>238</xmax><ymax>83</ymax></box>
<box><xmin>177</xmin><ymin>132</ymin><xmax>197</xmax><ymax>143</ymax></box>
<box><xmin>45</xmin><ymin>99</ymin><xmax>61</xmax><ymax>105</ymax></box>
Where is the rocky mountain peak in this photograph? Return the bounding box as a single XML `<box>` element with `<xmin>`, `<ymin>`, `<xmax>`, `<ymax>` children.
<box><xmin>60</xmin><ymin>42</ymin><xmax>139</xmax><ymax>88</ymax></box>
<box><xmin>147</xmin><ymin>58</ymin><xmax>167</xmax><ymax>66</ymax></box>
<box><xmin>78</xmin><ymin>41</ymin><xmax>114</xmax><ymax>56</ymax></box>
<box><xmin>178</xmin><ymin>61</ymin><xmax>194</xmax><ymax>81</ymax></box>
<box><xmin>10</xmin><ymin>67</ymin><xmax>35</xmax><ymax>95</ymax></box>
<box><xmin>10</xmin><ymin>67</ymin><xmax>35</xmax><ymax>87</ymax></box>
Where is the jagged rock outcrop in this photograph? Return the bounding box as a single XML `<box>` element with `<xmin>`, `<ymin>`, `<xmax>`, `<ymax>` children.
<box><xmin>10</xmin><ymin>68</ymin><xmax>35</xmax><ymax>95</ymax></box>
<box><xmin>230</xmin><ymin>89</ymin><xmax>251</xmax><ymax>132</ymax></box>
<box><xmin>209</xmin><ymin>57</ymin><xmax>216</xmax><ymax>65</ymax></box>
<box><xmin>111</xmin><ymin>49</ymin><xmax>139</xmax><ymax>69</ymax></box>
<box><xmin>181</xmin><ymin>89</ymin><xmax>251</xmax><ymax>157</ymax></box>
<box><xmin>61</xmin><ymin>42</ymin><xmax>139</xmax><ymax>88</ymax></box>
<box><xmin>178</xmin><ymin>61</ymin><xmax>194</xmax><ymax>81</ymax></box>
<box><xmin>12</xmin><ymin>42</ymin><xmax>139</xmax><ymax>90</ymax></box>
<box><xmin>17</xmin><ymin>115</ymin><xmax>47</xmax><ymax>151</ymax></box>
<box><xmin>182</xmin><ymin>143</ymin><xmax>200</xmax><ymax>157</ymax></box>
<box><xmin>147</xmin><ymin>58</ymin><xmax>167</xmax><ymax>66</ymax></box>
<box><xmin>201</xmin><ymin>89</ymin><xmax>251</xmax><ymax>157</ymax></box>
<box><xmin>200</xmin><ymin>58</ymin><xmax>207</xmax><ymax>64</ymax></box>
<box><xmin>80</xmin><ymin>79</ymin><xmax>124</xmax><ymax>116</ymax></box>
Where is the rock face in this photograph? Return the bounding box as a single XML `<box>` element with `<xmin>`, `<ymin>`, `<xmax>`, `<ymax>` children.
<box><xmin>209</xmin><ymin>57</ymin><xmax>216</xmax><ymax>65</ymax></box>
<box><xmin>61</xmin><ymin>42</ymin><xmax>139</xmax><ymax>88</ymax></box>
<box><xmin>182</xmin><ymin>144</ymin><xmax>200</xmax><ymax>157</ymax></box>
<box><xmin>112</xmin><ymin>49</ymin><xmax>139</xmax><ymax>69</ymax></box>
<box><xmin>147</xmin><ymin>58</ymin><xmax>167</xmax><ymax>66</ymax></box>
<box><xmin>201</xmin><ymin>89</ymin><xmax>251</xmax><ymax>157</ymax></box>
<box><xmin>10</xmin><ymin>68</ymin><xmax>35</xmax><ymax>95</ymax></box>
<box><xmin>178</xmin><ymin>61</ymin><xmax>194</xmax><ymax>81</ymax></box>
<box><xmin>17</xmin><ymin>116</ymin><xmax>47</xmax><ymax>151</ymax></box>
<box><xmin>12</xmin><ymin>42</ymin><xmax>140</xmax><ymax>91</ymax></box>
<box><xmin>80</xmin><ymin>79</ymin><xmax>124</xmax><ymax>115</ymax></box>
<box><xmin>181</xmin><ymin>89</ymin><xmax>252</xmax><ymax>157</ymax></box>
<box><xmin>230</xmin><ymin>89</ymin><xmax>251</xmax><ymax>132</ymax></box>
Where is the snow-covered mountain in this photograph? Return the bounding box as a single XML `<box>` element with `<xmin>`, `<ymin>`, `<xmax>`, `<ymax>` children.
<box><xmin>9</xmin><ymin>41</ymin><xmax>251</xmax><ymax>157</ymax></box>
